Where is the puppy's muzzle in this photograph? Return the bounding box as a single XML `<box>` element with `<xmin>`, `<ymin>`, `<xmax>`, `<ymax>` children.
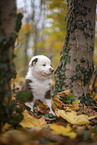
<box><xmin>49</xmin><ymin>68</ymin><xmax>54</xmax><ymax>73</ymax></box>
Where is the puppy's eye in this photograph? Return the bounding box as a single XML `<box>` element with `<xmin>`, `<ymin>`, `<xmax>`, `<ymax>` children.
<box><xmin>42</xmin><ymin>64</ymin><xmax>46</xmax><ymax>66</ymax></box>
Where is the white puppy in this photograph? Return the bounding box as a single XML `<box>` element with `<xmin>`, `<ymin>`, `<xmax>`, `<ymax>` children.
<box><xmin>21</xmin><ymin>55</ymin><xmax>54</xmax><ymax>112</ymax></box>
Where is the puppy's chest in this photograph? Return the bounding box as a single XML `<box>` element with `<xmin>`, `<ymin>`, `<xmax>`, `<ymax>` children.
<box><xmin>29</xmin><ymin>79</ymin><xmax>51</xmax><ymax>100</ymax></box>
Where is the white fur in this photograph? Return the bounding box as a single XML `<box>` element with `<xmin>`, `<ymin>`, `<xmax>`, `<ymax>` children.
<box><xmin>27</xmin><ymin>77</ymin><xmax>51</xmax><ymax>102</ymax></box>
<box><xmin>25</xmin><ymin>55</ymin><xmax>54</xmax><ymax>113</ymax></box>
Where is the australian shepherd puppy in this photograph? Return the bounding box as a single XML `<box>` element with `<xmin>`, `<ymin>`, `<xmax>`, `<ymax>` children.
<box><xmin>21</xmin><ymin>55</ymin><xmax>54</xmax><ymax>111</ymax></box>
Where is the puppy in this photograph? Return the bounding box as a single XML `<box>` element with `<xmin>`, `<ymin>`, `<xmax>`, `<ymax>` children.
<box><xmin>21</xmin><ymin>55</ymin><xmax>54</xmax><ymax>111</ymax></box>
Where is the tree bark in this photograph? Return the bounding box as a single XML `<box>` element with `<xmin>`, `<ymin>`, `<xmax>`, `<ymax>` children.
<box><xmin>54</xmin><ymin>0</ymin><xmax>96</xmax><ymax>99</ymax></box>
<box><xmin>0</xmin><ymin>0</ymin><xmax>17</xmax><ymax>127</ymax></box>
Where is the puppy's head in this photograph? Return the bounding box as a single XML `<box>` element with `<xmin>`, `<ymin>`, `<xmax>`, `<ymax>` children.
<box><xmin>29</xmin><ymin>55</ymin><xmax>54</xmax><ymax>79</ymax></box>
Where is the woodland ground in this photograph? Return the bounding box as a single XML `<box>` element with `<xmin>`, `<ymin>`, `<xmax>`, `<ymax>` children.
<box><xmin>0</xmin><ymin>75</ymin><xmax>97</xmax><ymax>145</ymax></box>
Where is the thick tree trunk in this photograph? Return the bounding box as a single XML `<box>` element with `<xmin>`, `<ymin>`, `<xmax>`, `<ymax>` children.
<box><xmin>54</xmin><ymin>0</ymin><xmax>96</xmax><ymax>99</ymax></box>
<box><xmin>0</xmin><ymin>0</ymin><xmax>17</xmax><ymax>127</ymax></box>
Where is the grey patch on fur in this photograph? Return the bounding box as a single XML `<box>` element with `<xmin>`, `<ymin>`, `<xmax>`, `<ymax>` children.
<box><xmin>21</xmin><ymin>79</ymin><xmax>34</xmax><ymax>102</ymax></box>
<box><xmin>21</xmin><ymin>79</ymin><xmax>32</xmax><ymax>91</ymax></box>
<box><xmin>45</xmin><ymin>89</ymin><xmax>51</xmax><ymax>99</ymax></box>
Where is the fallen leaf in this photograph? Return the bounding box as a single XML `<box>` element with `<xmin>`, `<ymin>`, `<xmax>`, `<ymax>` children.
<box><xmin>72</xmin><ymin>100</ymin><xmax>80</xmax><ymax>105</ymax></box>
<box><xmin>88</xmin><ymin>115</ymin><xmax>97</xmax><ymax>120</ymax></box>
<box><xmin>20</xmin><ymin>110</ymin><xmax>46</xmax><ymax>128</ymax></box>
<box><xmin>49</xmin><ymin>124</ymin><xmax>77</xmax><ymax>139</ymax></box>
<box><xmin>55</xmin><ymin>109</ymin><xmax>90</xmax><ymax>125</ymax></box>
<box><xmin>33</xmin><ymin>99</ymin><xmax>50</xmax><ymax>114</ymax></box>
<box><xmin>0</xmin><ymin>129</ymin><xmax>28</xmax><ymax>144</ymax></box>
<box><xmin>51</xmin><ymin>96</ymin><xmax>63</xmax><ymax>111</ymax></box>
<box><xmin>79</xmin><ymin>82</ymin><xmax>83</xmax><ymax>86</ymax></box>
<box><xmin>94</xmin><ymin>94</ymin><xmax>97</xmax><ymax>100</ymax></box>
<box><xmin>58</xmin><ymin>90</ymin><xmax>71</xmax><ymax>97</ymax></box>
<box><xmin>0</xmin><ymin>129</ymin><xmax>45</xmax><ymax>145</ymax></box>
<box><xmin>2</xmin><ymin>123</ymin><xmax>11</xmax><ymax>132</ymax></box>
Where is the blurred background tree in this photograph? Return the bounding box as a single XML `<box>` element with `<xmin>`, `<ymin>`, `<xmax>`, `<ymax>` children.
<box><xmin>15</xmin><ymin>0</ymin><xmax>97</xmax><ymax>79</ymax></box>
<box><xmin>15</xmin><ymin>0</ymin><xmax>68</xmax><ymax>77</ymax></box>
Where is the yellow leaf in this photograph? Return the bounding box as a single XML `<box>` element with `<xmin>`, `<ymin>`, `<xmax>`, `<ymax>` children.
<box><xmin>79</xmin><ymin>82</ymin><xmax>83</xmax><ymax>86</ymax></box>
<box><xmin>51</xmin><ymin>79</ymin><xmax>55</xmax><ymax>86</ymax></box>
<box><xmin>55</xmin><ymin>109</ymin><xmax>90</xmax><ymax>125</ymax></box>
<box><xmin>12</xmin><ymin>95</ymin><xmax>15</xmax><ymax>101</ymax></box>
<box><xmin>88</xmin><ymin>115</ymin><xmax>97</xmax><ymax>120</ymax></box>
<box><xmin>2</xmin><ymin>123</ymin><xmax>11</xmax><ymax>132</ymax></box>
<box><xmin>49</xmin><ymin>124</ymin><xmax>77</xmax><ymax>139</ymax></box>
<box><xmin>58</xmin><ymin>89</ymin><xmax>71</xmax><ymax>97</ymax></box>
<box><xmin>73</xmin><ymin>100</ymin><xmax>80</xmax><ymax>105</ymax></box>
<box><xmin>94</xmin><ymin>94</ymin><xmax>97</xmax><ymax>100</ymax></box>
<box><xmin>94</xmin><ymin>81</ymin><xmax>97</xmax><ymax>88</ymax></box>
<box><xmin>51</xmin><ymin>96</ymin><xmax>63</xmax><ymax>111</ymax></box>
<box><xmin>20</xmin><ymin>110</ymin><xmax>46</xmax><ymax>128</ymax></box>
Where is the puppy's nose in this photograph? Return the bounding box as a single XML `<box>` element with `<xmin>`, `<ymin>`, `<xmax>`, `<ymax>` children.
<box><xmin>49</xmin><ymin>68</ymin><xmax>54</xmax><ymax>73</ymax></box>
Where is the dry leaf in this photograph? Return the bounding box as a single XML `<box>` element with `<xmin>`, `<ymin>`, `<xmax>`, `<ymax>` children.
<box><xmin>79</xmin><ymin>82</ymin><xmax>83</xmax><ymax>86</ymax></box>
<box><xmin>20</xmin><ymin>110</ymin><xmax>46</xmax><ymax>128</ymax></box>
<box><xmin>2</xmin><ymin>123</ymin><xmax>11</xmax><ymax>132</ymax></box>
<box><xmin>0</xmin><ymin>129</ymin><xmax>45</xmax><ymax>145</ymax></box>
<box><xmin>34</xmin><ymin>100</ymin><xmax>50</xmax><ymax>114</ymax></box>
<box><xmin>72</xmin><ymin>100</ymin><xmax>80</xmax><ymax>105</ymax></box>
<box><xmin>55</xmin><ymin>109</ymin><xmax>90</xmax><ymax>125</ymax></box>
<box><xmin>49</xmin><ymin>124</ymin><xmax>77</xmax><ymax>139</ymax></box>
<box><xmin>88</xmin><ymin>115</ymin><xmax>97</xmax><ymax>120</ymax></box>
<box><xmin>0</xmin><ymin>130</ymin><xmax>28</xmax><ymax>144</ymax></box>
<box><xmin>58</xmin><ymin>90</ymin><xmax>71</xmax><ymax>97</ymax></box>
<box><xmin>94</xmin><ymin>94</ymin><xmax>97</xmax><ymax>100</ymax></box>
<box><xmin>51</xmin><ymin>96</ymin><xmax>63</xmax><ymax>111</ymax></box>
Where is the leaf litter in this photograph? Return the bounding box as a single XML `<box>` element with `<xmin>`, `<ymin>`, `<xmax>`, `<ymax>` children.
<box><xmin>1</xmin><ymin>90</ymin><xmax>97</xmax><ymax>145</ymax></box>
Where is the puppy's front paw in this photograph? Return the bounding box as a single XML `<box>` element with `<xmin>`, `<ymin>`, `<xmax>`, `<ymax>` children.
<box><xmin>25</xmin><ymin>102</ymin><xmax>34</xmax><ymax>111</ymax></box>
<box><xmin>33</xmin><ymin>99</ymin><xmax>50</xmax><ymax>114</ymax></box>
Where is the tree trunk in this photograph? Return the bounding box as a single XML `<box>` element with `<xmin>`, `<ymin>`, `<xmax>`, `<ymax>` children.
<box><xmin>54</xmin><ymin>0</ymin><xmax>96</xmax><ymax>99</ymax></box>
<box><xmin>0</xmin><ymin>0</ymin><xmax>17</xmax><ymax>128</ymax></box>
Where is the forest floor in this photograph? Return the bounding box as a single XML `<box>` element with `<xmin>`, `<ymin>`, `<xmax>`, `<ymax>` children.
<box><xmin>0</xmin><ymin>77</ymin><xmax>97</xmax><ymax>145</ymax></box>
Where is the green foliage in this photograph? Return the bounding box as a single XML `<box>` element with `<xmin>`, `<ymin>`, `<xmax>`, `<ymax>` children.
<box><xmin>16</xmin><ymin>13</ymin><xmax>23</xmax><ymax>33</ymax></box>
<box><xmin>60</xmin><ymin>94</ymin><xmax>75</xmax><ymax>104</ymax></box>
<box><xmin>79</xmin><ymin>93</ymin><xmax>94</xmax><ymax>106</ymax></box>
<box><xmin>16</xmin><ymin>90</ymin><xmax>33</xmax><ymax>103</ymax></box>
<box><xmin>8</xmin><ymin>101</ymin><xmax>24</xmax><ymax>126</ymax></box>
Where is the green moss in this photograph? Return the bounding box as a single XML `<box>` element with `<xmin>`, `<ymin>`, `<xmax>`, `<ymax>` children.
<box><xmin>16</xmin><ymin>90</ymin><xmax>33</xmax><ymax>103</ymax></box>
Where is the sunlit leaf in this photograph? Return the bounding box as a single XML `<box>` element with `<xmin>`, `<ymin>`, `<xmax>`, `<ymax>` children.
<box><xmin>55</xmin><ymin>109</ymin><xmax>90</xmax><ymax>125</ymax></box>
<box><xmin>20</xmin><ymin>110</ymin><xmax>46</xmax><ymax>128</ymax></box>
<box><xmin>49</xmin><ymin>124</ymin><xmax>77</xmax><ymax>139</ymax></box>
<box><xmin>51</xmin><ymin>96</ymin><xmax>63</xmax><ymax>111</ymax></box>
<box><xmin>58</xmin><ymin>90</ymin><xmax>71</xmax><ymax>97</ymax></box>
<box><xmin>88</xmin><ymin>115</ymin><xmax>97</xmax><ymax>120</ymax></box>
<box><xmin>72</xmin><ymin>100</ymin><xmax>80</xmax><ymax>105</ymax></box>
<box><xmin>2</xmin><ymin>123</ymin><xmax>11</xmax><ymax>132</ymax></box>
<box><xmin>94</xmin><ymin>94</ymin><xmax>97</xmax><ymax>100</ymax></box>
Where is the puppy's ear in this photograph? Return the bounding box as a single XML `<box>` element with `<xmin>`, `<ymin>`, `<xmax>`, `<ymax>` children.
<box><xmin>29</xmin><ymin>58</ymin><xmax>38</xmax><ymax>67</ymax></box>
